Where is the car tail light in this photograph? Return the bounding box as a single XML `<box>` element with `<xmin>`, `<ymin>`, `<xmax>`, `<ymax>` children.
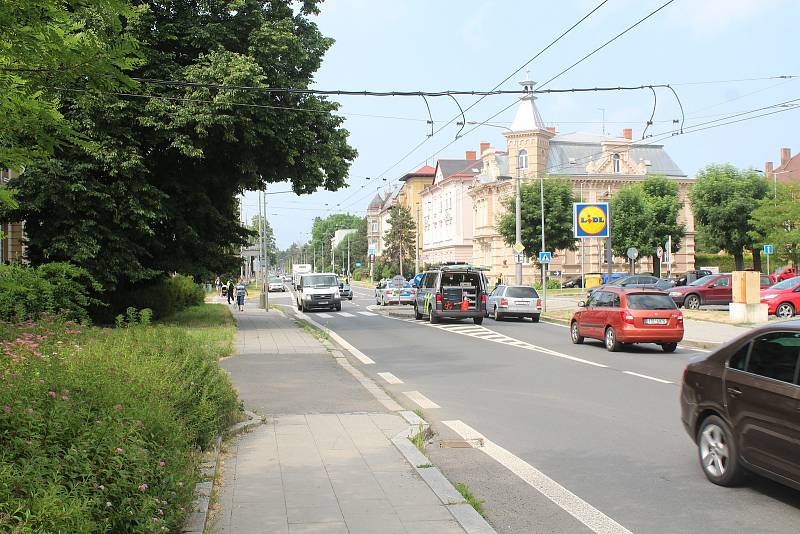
<box><xmin>620</xmin><ymin>311</ymin><xmax>635</xmax><ymax>325</ymax></box>
<box><xmin>536</xmin><ymin>298</ymin><xmax>542</xmax><ymax>308</ymax></box>
<box><xmin>674</xmin><ymin>312</ymin><xmax>684</xmax><ymax>325</ymax></box>
<box><xmin>500</xmin><ymin>297</ymin><xmax>508</xmax><ymax>307</ymax></box>
<box><xmin>435</xmin><ymin>292</ymin><xmax>442</xmax><ymax>303</ymax></box>
<box><xmin>481</xmin><ymin>292</ymin><xmax>487</xmax><ymax>304</ymax></box>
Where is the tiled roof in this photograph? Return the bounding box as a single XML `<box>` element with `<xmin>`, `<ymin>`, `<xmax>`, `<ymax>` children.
<box><xmin>438</xmin><ymin>159</ymin><xmax>483</xmax><ymax>180</ymax></box>
<box><xmin>547</xmin><ymin>137</ymin><xmax>685</xmax><ymax>177</ymax></box>
<box><xmin>367</xmin><ymin>193</ymin><xmax>383</xmax><ymax>210</ymax></box>
<box><xmin>400</xmin><ymin>164</ymin><xmax>436</xmax><ymax>181</ymax></box>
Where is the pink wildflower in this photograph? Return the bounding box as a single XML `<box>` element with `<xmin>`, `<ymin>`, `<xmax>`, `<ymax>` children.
<box><xmin>115</xmin><ymin>447</ymin><xmax>124</xmax><ymax>454</ymax></box>
<box><xmin>47</xmin><ymin>390</ymin><xmax>56</xmax><ymax>398</ymax></box>
<box><xmin>158</xmin><ymin>460</ymin><xmax>166</xmax><ymax>467</ymax></box>
<box><xmin>114</xmin><ymin>404</ymin><xmax>124</xmax><ymax>411</ymax></box>
<box><xmin>24</xmin><ymin>407</ymin><xmax>33</xmax><ymax>414</ymax></box>
<box><xmin>157</xmin><ymin>509</ymin><xmax>164</xmax><ymax>516</ymax></box>
<box><xmin>138</xmin><ymin>483</ymin><xmax>148</xmax><ymax>492</ymax></box>
<box><xmin>2</xmin><ymin>405</ymin><xmax>11</xmax><ymax>413</ymax></box>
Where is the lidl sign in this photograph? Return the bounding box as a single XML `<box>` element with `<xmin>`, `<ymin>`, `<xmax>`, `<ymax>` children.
<box><xmin>574</xmin><ymin>202</ymin><xmax>609</xmax><ymax>238</ymax></box>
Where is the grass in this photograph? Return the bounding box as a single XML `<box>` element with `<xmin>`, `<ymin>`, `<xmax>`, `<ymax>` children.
<box><xmin>294</xmin><ymin>318</ymin><xmax>331</xmax><ymax>343</ymax></box>
<box><xmin>413</xmin><ymin>408</ymin><xmax>426</xmax><ymax>421</ymax></box>
<box><xmin>161</xmin><ymin>303</ymin><xmax>237</xmax><ymax>361</ymax></box>
<box><xmin>455</xmin><ymin>482</ymin><xmax>486</xmax><ymax>517</ymax></box>
<box><xmin>409</xmin><ymin>422</ymin><xmax>434</xmax><ymax>455</ymax></box>
<box><xmin>416</xmin><ymin>463</ymin><xmax>434</xmax><ymax>469</ymax></box>
<box><xmin>541</xmin><ymin>308</ymin><xmax>575</xmax><ymax>323</ymax></box>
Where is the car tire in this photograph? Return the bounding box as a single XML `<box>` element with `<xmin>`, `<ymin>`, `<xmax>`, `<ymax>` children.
<box><xmin>605</xmin><ymin>327</ymin><xmax>620</xmax><ymax>352</ymax></box>
<box><xmin>531</xmin><ymin>314</ymin><xmax>540</xmax><ymax>323</ymax></box>
<box><xmin>570</xmin><ymin>321</ymin><xmax>584</xmax><ymax>344</ymax></box>
<box><xmin>493</xmin><ymin>307</ymin><xmax>503</xmax><ymax>321</ymax></box>
<box><xmin>474</xmin><ymin>316</ymin><xmax>483</xmax><ymax>325</ymax></box>
<box><xmin>776</xmin><ymin>302</ymin><xmax>795</xmax><ymax>318</ymax></box>
<box><xmin>661</xmin><ymin>342</ymin><xmax>678</xmax><ymax>353</ymax></box>
<box><xmin>414</xmin><ymin>305</ymin><xmax>423</xmax><ymax>320</ymax></box>
<box><xmin>429</xmin><ymin>306</ymin><xmax>439</xmax><ymax>324</ymax></box>
<box><xmin>697</xmin><ymin>415</ymin><xmax>744</xmax><ymax>487</ymax></box>
<box><xmin>685</xmin><ymin>294</ymin><xmax>701</xmax><ymax>310</ymax></box>
<box><xmin>335</xmin><ymin>303</ymin><xmax>341</xmax><ymax>312</ymax></box>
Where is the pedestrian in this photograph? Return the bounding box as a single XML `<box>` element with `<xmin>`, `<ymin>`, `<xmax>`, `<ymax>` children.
<box><xmin>235</xmin><ymin>279</ymin><xmax>248</xmax><ymax>311</ymax></box>
<box><xmin>496</xmin><ymin>273</ymin><xmax>503</xmax><ymax>288</ymax></box>
<box><xmin>227</xmin><ymin>279</ymin><xmax>235</xmax><ymax>305</ymax></box>
<box><xmin>214</xmin><ymin>276</ymin><xmax>221</xmax><ymax>295</ymax></box>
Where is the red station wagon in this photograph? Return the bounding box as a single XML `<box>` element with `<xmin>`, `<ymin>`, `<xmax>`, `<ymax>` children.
<box><xmin>571</xmin><ymin>288</ymin><xmax>684</xmax><ymax>352</ymax></box>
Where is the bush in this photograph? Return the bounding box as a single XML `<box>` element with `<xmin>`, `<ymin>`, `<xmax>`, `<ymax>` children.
<box><xmin>0</xmin><ymin>312</ymin><xmax>239</xmax><ymax>532</ymax></box>
<box><xmin>532</xmin><ymin>279</ymin><xmax>562</xmax><ymax>290</ymax></box>
<box><xmin>695</xmin><ymin>253</ymin><xmax>756</xmax><ymax>273</ymax></box>
<box><xmin>97</xmin><ymin>275</ymin><xmax>205</xmax><ymax>323</ymax></box>
<box><xmin>0</xmin><ymin>262</ymin><xmax>101</xmax><ymax>323</ymax></box>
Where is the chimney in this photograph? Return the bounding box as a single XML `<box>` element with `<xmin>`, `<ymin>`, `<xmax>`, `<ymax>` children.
<box><xmin>623</xmin><ymin>128</ymin><xmax>633</xmax><ymax>140</ymax></box>
<box><xmin>765</xmin><ymin>161</ymin><xmax>774</xmax><ymax>177</ymax></box>
<box><xmin>479</xmin><ymin>142</ymin><xmax>490</xmax><ymax>156</ymax></box>
<box><xmin>466</xmin><ymin>150</ymin><xmax>476</xmax><ymax>161</ymax></box>
<box><xmin>781</xmin><ymin>147</ymin><xmax>791</xmax><ymax>166</ymax></box>
<box><xmin>546</xmin><ymin>127</ymin><xmax>556</xmax><ymax>134</ymax></box>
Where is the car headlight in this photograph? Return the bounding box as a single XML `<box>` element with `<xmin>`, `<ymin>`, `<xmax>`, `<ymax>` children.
<box><xmin>334</xmin><ymin>291</ymin><xmax>340</xmax><ymax>298</ymax></box>
<box><xmin>668</xmin><ymin>291</ymin><xmax>681</xmax><ymax>297</ymax></box>
<box><xmin>762</xmin><ymin>294</ymin><xmax>777</xmax><ymax>300</ymax></box>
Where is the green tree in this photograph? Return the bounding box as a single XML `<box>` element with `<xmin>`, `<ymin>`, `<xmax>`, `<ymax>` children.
<box><xmin>749</xmin><ymin>184</ymin><xmax>800</xmax><ymax>268</ymax></box>
<box><xmin>0</xmin><ymin>0</ymin><xmax>142</xmax><ymax>169</ymax></box>
<box><xmin>611</xmin><ymin>175</ymin><xmax>685</xmax><ymax>277</ymax></box>
<box><xmin>333</xmin><ymin>217</ymin><xmax>367</xmax><ymax>275</ymax></box>
<box><xmin>497</xmin><ymin>177</ymin><xmax>576</xmax><ymax>272</ymax></box>
<box><xmin>383</xmin><ymin>206</ymin><xmax>415</xmax><ymax>277</ymax></box>
<box><xmin>310</xmin><ymin>213</ymin><xmax>362</xmax><ymax>271</ymax></box>
<box><xmin>249</xmin><ymin>214</ymin><xmax>277</xmax><ymax>265</ymax></box>
<box><xmin>4</xmin><ymin>0</ymin><xmax>356</xmax><ymax>294</ymax></box>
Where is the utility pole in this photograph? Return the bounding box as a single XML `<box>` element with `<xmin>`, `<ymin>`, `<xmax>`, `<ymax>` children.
<box><xmin>263</xmin><ymin>187</ymin><xmax>269</xmax><ymax>310</ymax></box>
<box><xmin>347</xmin><ymin>234</ymin><xmax>351</xmax><ymax>277</ymax></box>
<box><xmin>415</xmin><ymin>203</ymin><xmax>420</xmax><ymax>274</ymax></box>
<box><xmin>331</xmin><ymin>238</ymin><xmax>335</xmax><ymax>274</ymax></box>
<box><xmin>515</xmin><ymin>165</ymin><xmax>522</xmax><ymax>284</ymax></box>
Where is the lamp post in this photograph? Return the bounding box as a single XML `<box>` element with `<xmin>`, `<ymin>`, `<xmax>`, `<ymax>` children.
<box><xmin>755</xmin><ymin>168</ymin><xmax>791</xmax><ymax>203</ymax></box>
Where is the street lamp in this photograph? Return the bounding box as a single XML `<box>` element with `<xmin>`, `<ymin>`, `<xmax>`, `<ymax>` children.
<box><xmin>755</xmin><ymin>168</ymin><xmax>791</xmax><ymax>203</ymax></box>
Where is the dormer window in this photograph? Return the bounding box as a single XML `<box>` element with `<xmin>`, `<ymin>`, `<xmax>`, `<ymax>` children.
<box><xmin>612</xmin><ymin>153</ymin><xmax>621</xmax><ymax>174</ymax></box>
<box><xmin>518</xmin><ymin>149</ymin><xmax>528</xmax><ymax>170</ymax></box>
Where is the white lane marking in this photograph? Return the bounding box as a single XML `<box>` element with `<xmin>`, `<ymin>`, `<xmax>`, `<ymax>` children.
<box><xmin>295</xmin><ymin>311</ymin><xmax>375</xmax><ymax>365</ymax></box>
<box><xmin>377</xmin><ymin>372</ymin><xmax>404</xmax><ymax>384</ymax></box>
<box><xmin>443</xmin><ymin>420</ymin><xmax>632</xmax><ymax>534</ymax></box>
<box><xmin>339</xmin><ymin>312</ymin><xmax>355</xmax><ymax>317</ymax></box>
<box><xmin>542</xmin><ymin>320</ymin><xmax>570</xmax><ymax>328</ymax></box>
<box><xmin>357</xmin><ymin>311</ymin><xmax>378</xmax><ymax>316</ymax></box>
<box><xmin>316</xmin><ymin>313</ymin><xmax>332</xmax><ymax>318</ymax></box>
<box><xmin>622</xmin><ymin>371</ymin><xmax>673</xmax><ymax>384</ymax></box>
<box><xmin>403</xmin><ymin>390</ymin><xmax>440</xmax><ymax>409</ymax></box>
<box><xmin>683</xmin><ymin>346</ymin><xmax>711</xmax><ymax>353</ymax></box>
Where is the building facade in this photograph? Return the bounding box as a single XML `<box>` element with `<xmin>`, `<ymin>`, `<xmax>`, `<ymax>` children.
<box><xmin>765</xmin><ymin>146</ymin><xmax>800</xmax><ymax>184</ymax></box>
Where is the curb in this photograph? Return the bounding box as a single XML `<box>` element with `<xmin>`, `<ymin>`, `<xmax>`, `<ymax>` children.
<box><xmin>679</xmin><ymin>339</ymin><xmax>720</xmax><ymax>350</ymax></box>
<box><xmin>183</xmin><ymin>410</ymin><xmax>263</xmax><ymax>534</ymax></box>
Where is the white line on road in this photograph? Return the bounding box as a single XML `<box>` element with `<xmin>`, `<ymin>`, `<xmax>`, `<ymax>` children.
<box><xmin>622</xmin><ymin>371</ymin><xmax>673</xmax><ymax>384</ymax></box>
<box><xmin>403</xmin><ymin>390</ymin><xmax>440</xmax><ymax>409</ymax></box>
<box><xmin>377</xmin><ymin>372</ymin><xmax>404</xmax><ymax>384</ymax></box>
<box><xmin>316</xmin><ymin>313</ymin><xmax>332</xmax><ymax>318</ymax></box>
<box><xmin>357</xmin><ymin>311</ymin><xmax>378</xmax><ymax>316</ymax></box>
<box><xmin>338</xmin><ymin>312</ymin><xmax>355</xmax><ymax>317</ymax></box>
<box><xmin>443</xmin><ymin>420</ymin><xmax>632</xmax><ymax>534</ymax></box>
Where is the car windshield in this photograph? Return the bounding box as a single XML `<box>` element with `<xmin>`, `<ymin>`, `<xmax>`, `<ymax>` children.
<box><xmin>506</xmin><ymin>287</ymin><xmax>539</xmax><ymax>298</ymax></box>
<box><xmin>269</xmin><ymin>277</ymin><xmax>281</xmax><ymax>283</ymax></box>
<box><xmin>689</xmin><ymin>275</ymin><xmax>716</xmax><ymax>286</ymax></box>
<box><xmin>303</xmin><ymin>275</ymin><xmax>338</xmax><ymax>288</ymax></box>
<box><xmin>771</xmin><ymin>276</ymin><xmax>800</xmax><ymax>290</ymax></box>
<box><xmin>627</xmin><ymin>293</ymin><xmax>678</xmax><ymax>310</ymax></box>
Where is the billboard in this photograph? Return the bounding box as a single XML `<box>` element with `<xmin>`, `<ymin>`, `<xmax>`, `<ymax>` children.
<box><xmin>573</xmin><ymin>202</ymin><xmax>609</xmax><ymax>238</ymax></box>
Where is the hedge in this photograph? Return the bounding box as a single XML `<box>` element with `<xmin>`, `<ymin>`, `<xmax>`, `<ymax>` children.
<box><xmin>95</xmin><ymin>275</ymin><xmax>206</xmax><ymax>324</ymax></box>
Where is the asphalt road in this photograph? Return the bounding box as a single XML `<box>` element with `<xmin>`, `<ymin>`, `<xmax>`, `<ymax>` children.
<box><xmin>274</xmin><ymin>284</ymin><xmax>800</xmax><ymax>533</ymax></box>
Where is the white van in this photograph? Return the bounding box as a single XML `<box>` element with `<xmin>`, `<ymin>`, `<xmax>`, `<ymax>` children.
<box><xmin>296</xmin><ymin>273</ymin><xmax>341</xmax><ymax>312</ymax></box>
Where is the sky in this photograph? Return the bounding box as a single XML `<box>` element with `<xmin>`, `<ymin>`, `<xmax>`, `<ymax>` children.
<box><xmin>243</xmin><ymin>0</ymin><xmax>800</xmax><ymax>249</ymax></box>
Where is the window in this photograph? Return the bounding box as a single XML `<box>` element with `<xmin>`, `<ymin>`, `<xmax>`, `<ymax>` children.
<box><xmin>424</xmin><ymin>272</ymin><xmax>437</xmax><ymax>289</ymax></box>
<box><xmin>612</xmin><ymin>153</ymin><xmax>621</xmax><ymax>174</ymax></box>
<box><xmin>518</xmin><ymin>149</ymin><xmax>528</xmax><ymax>170</ymax></box>
<box><xmin>371</xmin><ymin>222</ymin><xmax>378</xmax><ymax>233</ymax></box>
<box><xmin>713</xmin><ymin>276</ymin><xmax>730</xmax><ymax>287</ymax></box>
<box><xmin>729</xmin><ymin>343</ymin><xmax>750</xmax><ymax>371</ymax></box>
<box><xmin>626</xmin><ymin>293</ymin><xmax>677</xmax><ymax>310</ymax></box>
<box><xmin>745</xmin><ymin>332</ymin><xmax>800</xmax><ymax>383</ymax></box>
<box><xmin>595</xmin><ymin>291</ymin><xmax>613</xmax><ymax>307</ymax></box>
<box><xmin>506</xmin><ymin>287</ymin><xmax>539</xmax><ymax>299</ymax></box>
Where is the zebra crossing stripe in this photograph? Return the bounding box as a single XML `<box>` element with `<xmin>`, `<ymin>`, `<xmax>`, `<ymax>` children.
<box><xmin>357</xmin><ymin>311</ymin><xmax>378</xmax><ymax>316</ymax></box>
<box><xmin>316</xmin><ymin>313</ymin><xmax>332</xmax><ymax>318</ymax></box>
<box><xmin>339</xmin><ymin>312</ymin><xmax>355</xmax><ymax>317</ymax></box>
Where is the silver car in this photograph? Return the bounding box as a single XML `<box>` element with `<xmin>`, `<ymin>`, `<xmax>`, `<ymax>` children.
<box><xmin>486</xmin><ymin>285</ymin><xmax>541</xmax><ymax>322</ymax></box>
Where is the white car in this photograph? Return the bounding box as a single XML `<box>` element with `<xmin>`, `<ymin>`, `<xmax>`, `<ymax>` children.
<box><xmin>268</xmin><ymin>277</ymin><xmax>285</xmax><ymax>292</ymax></box>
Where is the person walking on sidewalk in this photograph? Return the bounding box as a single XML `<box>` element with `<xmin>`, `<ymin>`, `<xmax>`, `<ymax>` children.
<box><xmin>227</xmin><ymin>279</ymin><xmax>235</xmax><ymax>305</ymax></box>
<box><xmin>235</xmin><ymin>279</ymin><xmax>248</xmax><ymax>311</ymax></box>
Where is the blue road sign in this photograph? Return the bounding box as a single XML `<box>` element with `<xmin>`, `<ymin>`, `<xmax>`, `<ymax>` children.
<box><xmin>539</xmin><ymin>251</ymin><xmax>553</xmax><ymax>264</ymax></box>
<box><xmin>764</xmin><ymin>244</ymin><xmax>774</xmax><ymax>254</ymax></box>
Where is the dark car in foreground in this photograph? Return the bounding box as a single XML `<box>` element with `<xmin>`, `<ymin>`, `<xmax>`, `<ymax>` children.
<box><xmin>681</xmin><ymin>322</ymin><xmax>800</xmax><ymax>489</ymax></box>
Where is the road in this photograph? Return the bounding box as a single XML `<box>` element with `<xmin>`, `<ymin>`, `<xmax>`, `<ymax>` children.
<box><xmin>268</xmin><ymin>284</ymin><xmax>800</xmax><ymax>533</ymax></box>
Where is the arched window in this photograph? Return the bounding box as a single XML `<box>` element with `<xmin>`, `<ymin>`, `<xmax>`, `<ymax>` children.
<box><xmin>518</xmin><ymin>149</ymin><xmax>528</xmax><ymax>170</ymax></box>
<box><xmin>612</xmin><ymin>153</ymin><xmax>621</xmax><ymax>174</ymax></box>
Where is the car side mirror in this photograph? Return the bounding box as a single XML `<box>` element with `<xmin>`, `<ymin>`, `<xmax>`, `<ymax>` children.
<box><xmin>578</xmin><ymin>301</ymin><xmax>586</xmax><ymax>308</ymax></box>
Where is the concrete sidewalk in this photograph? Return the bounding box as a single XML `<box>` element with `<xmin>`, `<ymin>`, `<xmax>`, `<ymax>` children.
<box><xmin>213</xmin><ymin>302</ymin><xmax>474</xmax><ymax>534</ymax></box>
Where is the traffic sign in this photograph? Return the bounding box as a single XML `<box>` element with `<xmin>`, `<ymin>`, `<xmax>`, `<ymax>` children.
<box><xmin>355</xmin><ymin>262</ymin><xmax>362</xmax><ymax>267</ymax></box>
<box><xmin>573</xmin><ymin>203</ymin><xmax>609</xmax><ymax>238</ymax></box>
<box><xmin>764</xmin><ymin>244</ymin><xmax>774</xmax><ymax>254</ymax></box>
<box><xmin>656</xmin><ymin>246</ymin><xmax>664</xmax><ymax>259</ymax></box>
<box><xmin>368</xmin><ymin>246</ymin><xmax>376</xmax><ymax>255</ymax></box>
<box><xmin>626</xmin><ymin>247</ymin><xmax>638</xmax><ymax>260</ymax></box>
<box><xmin>515</xmin><ymin>253</ymin><xmax>524</xmax><ymax>264</ymax></box>
<box><xmin>538</xmin><ymin>251</ymin><xmax>553</xmax><ymax>264</ymax></box>
<box><xmin>512</xmin><ymin>242</ymin><xmax>525</xmax><ymax>254</ymax></box>
<box><xmin>549</xmin><ymin>270</ymin><xmax>562</xmax><ymax>277</ymax></box>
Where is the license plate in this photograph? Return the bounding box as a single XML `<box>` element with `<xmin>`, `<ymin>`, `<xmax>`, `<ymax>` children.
<box><xmin>317</xmin><ymin>300</ymin><xmax>328</xmax><ymax>305</ymax></box>
<box><xmin>514</xmin><ymin>300</ymin><xmax>530</xmax><ymax>306</ymax></box>
<box><xmin>644</xmin><ymin>318</ymin><xmax>668</xmax><ymax>325</ymax></box>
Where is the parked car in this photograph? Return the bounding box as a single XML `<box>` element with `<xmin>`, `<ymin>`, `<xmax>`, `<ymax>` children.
<box><xmin>486</xmin><ymin>285</ymin><xmax>541</xmax><ymax>322</ymax></box>
<box><xmin>670</xmin><ymin>273</ymin><xmax>771</xmax><ymax>309</ymax></box>
<box><xmin>571</xmin><ymin>288</ymin><xmax>684</xmax><ymax>352</ymax></box>
<box><xmin>673</xmin><ymin>270</ymin><xmax>713</xmax><ymax>287</ymax></box>
<box><xmin>587</xmin><ymin>275</ymin><xmax>674</xmax><ymax>299</ymax></box>
<box><xmin>268</xmin><ymin>277</ymin><xmax>285</xmax><ymax>292</ymax></box>
<box><xmin>562</xmin><ymin>276</ymin><xmax>584</xmax><ymax>289</ymax></box>
<box><xmin>680</xmin><ymin>322</ymin><xmax>800</xmax><ymax>489</ymax></box>
<box><xmin>770</xmin><ymin>266</ymin><xmax>797</xmax><ymax>285</ymax></box>
<box><xmin>338</xmin><ymin>281</ymin><xmax>353</xmax><ymax>300</ymax></box>
<box><xmin>414</xmin><ymin>264</ymin><xmax>488</xmax><ymax>325</ymax></box>
<box><xmin>378</xmin><ymin>279</ymin><xmax>416</xmax><ymax>305</ymax></box>
<box><xmin>760</xmin><ymin>276</ymin><xmax>800</xmax><ymax>318</ymax></box>
<box><xmin>295</xmin><ymin>273</ymin><xmax>341</xmax><ymax>312</ymax></box>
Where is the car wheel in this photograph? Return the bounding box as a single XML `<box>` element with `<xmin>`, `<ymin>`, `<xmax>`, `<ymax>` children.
<box><xmin>531</xmin><ymin>314</ymin><xmax>540</xmax><ymax>323</ymax></box>
<box><xmin>605</xmin><ymin>327</ymin><xmax>620</xmax><ymax>352</ymax></box>
<box><xmin>697</xmin><ymin>415</ymin><xmax>744</xmax><ymax>486</ymax></box>
<box><xmin>414</xmin><ymin>305</ymin><xmax>423</xmax><ymax>320</ymax></box>
<box><xmin>429</xmin><ymin>306</ymin><xmax>439</xmax><ymax>324</ymax></box>
<box><xmin>493</xmin><ymin>307</ymin><xmax>503</xmax><ymax>321</ymax></box>
<box><xmin>776</xmin><ymin>302</ymin><xmax>795</xmax><ymax>318</ymax></box>
<box><xmin>474</xmin><ymin>316</ymin><xmax>483</xmax><ymax>325</ymax></box>
<box><xmin>570</xmin><ymin>321</ymin><xmax>584</xmax><ymax>344</ymax></box>
<box><xmin>685</xmin><ymin>294</ymin><xmax>701</xmax><ymax>310</ymax></box>
<box><xmin>335</xmin><ymin>303</ymin><xmax>341</xmax><ymax>312</ymax></box>
<box><xmin>661</xmin><ymin>342</ymin><xmax>678</xmax><ymax>353</ymax></box>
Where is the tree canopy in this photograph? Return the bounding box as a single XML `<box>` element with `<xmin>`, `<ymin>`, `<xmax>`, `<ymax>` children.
<box><xmin>382</xmin><ymin>206</ymin><xmax>416</xmax><ymax>276</ymax></box>
<box><xmin>749</xmin><ymin>184</ymin><xmax>800</xmax><ymax>268</ymax></box>
<box><xmin>309</xmin><ymin>213</ymin><xmax>363</xmax><ymax>272</ymax></box>
<box><xmin>690</xmin><ymin>164</ymin><xmax>769</xmax><ymax>271</ymax></box>
<box><xmin>3</xmin><ymin>0</ymin><xmax>356</xmax><ymax>291</ymax></box>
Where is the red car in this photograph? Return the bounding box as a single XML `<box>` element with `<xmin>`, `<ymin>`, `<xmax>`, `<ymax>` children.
<box><xmin>571</xmin><ymin>288</ymin><xmax>684</xmax><ymax>352</ymax></box>
<box><xmin>669</xmin><ymin>273</ymin><xmax>771</xmax><ymax>309</ymax></box>
<box><xmin>769</xmin><ymin>267</ymin><xmax>797</xmax><ymax>285</ymax></box>
<box><xmin>760</xmin><ymin>276</ymin><xmax>800</xmax><ymax>318</ymax></box>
